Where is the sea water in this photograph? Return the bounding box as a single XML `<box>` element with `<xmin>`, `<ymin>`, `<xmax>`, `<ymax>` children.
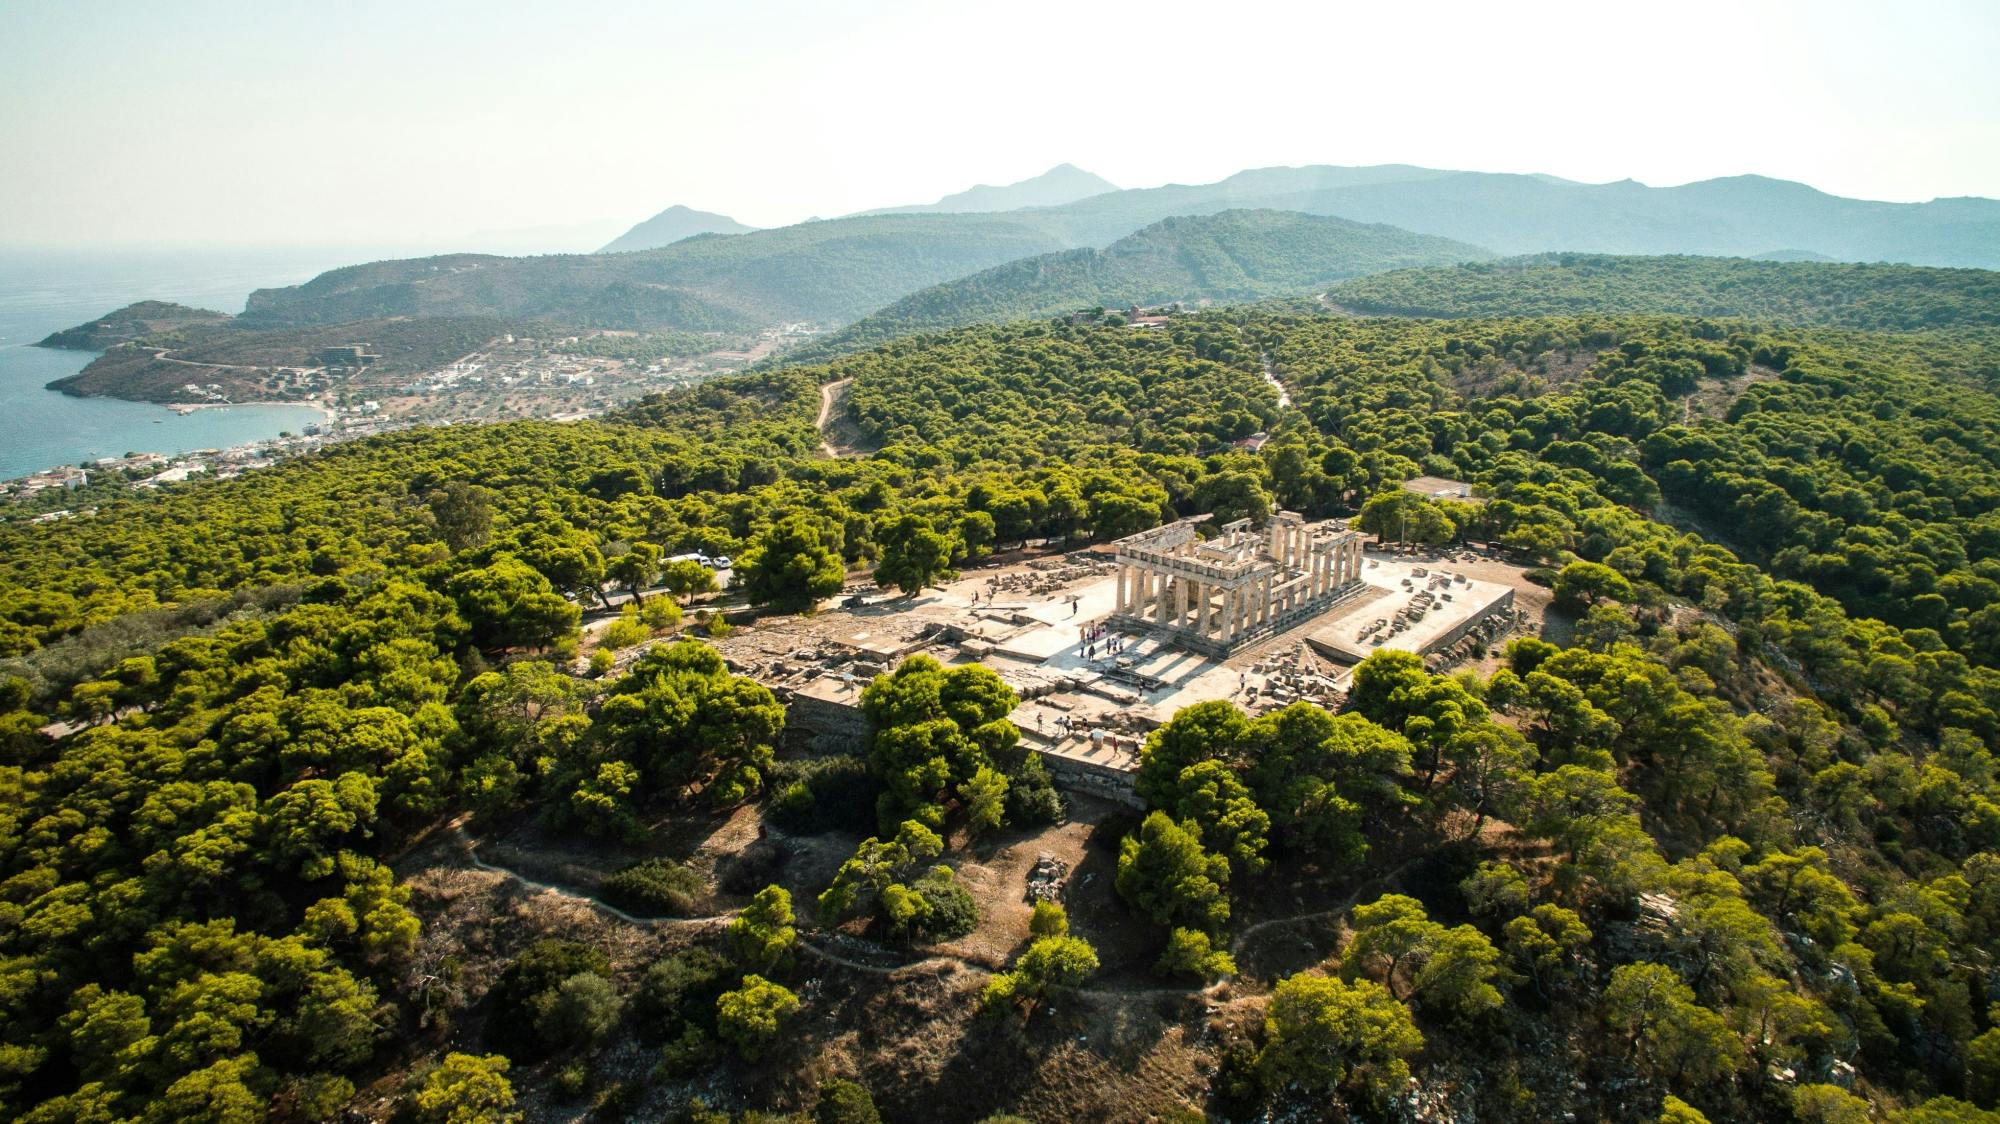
<box><xmin>0</xmin><ymin>245</ymin><xmax>400</xmax><ymax>480</ymax></box>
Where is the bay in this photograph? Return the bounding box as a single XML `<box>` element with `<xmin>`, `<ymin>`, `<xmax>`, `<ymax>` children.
<box><xmin>0</xmin><ymin>244</ymin><xmax>414</xmax><ymax>480</ymax></box>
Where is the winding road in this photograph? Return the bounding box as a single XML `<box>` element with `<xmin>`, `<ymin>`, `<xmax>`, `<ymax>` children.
<box><xmin>1258</xmin><ymin>350</ymin><xmax>1292</xmax><ymax>409</ymax></box>
<box><xmin>815</xmin><ymin>377</ymin><xmax>856</xmax><ymax>458</ymax></box>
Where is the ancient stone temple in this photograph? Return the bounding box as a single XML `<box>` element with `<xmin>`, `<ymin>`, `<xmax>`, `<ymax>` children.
<box><xmin>1107</xmin><ymin>512</ymin><xmax>1364</xmax><ymax>656</ymax></box>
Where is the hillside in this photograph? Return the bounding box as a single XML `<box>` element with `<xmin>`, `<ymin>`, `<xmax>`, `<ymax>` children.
<box><xmin>34</xmin><ymin>299</ymin><xmax>230</xmax><ymax>350</ymax></box>
<box><xmin>240</xmin><ymin>211</ymin><xmax>1076</xmax><ymax>331</ymax></box>
<box><xmin>46</xmin><ymin>315</ymin><xmax>522</xmax><ymax>402</ymax></box>
<box><xmin>3</xmin><ymin>307</ymin><xmax>2000</xmax><ymax>1121</ymax></box>
<box><xmin>1039</xmin><ymin>166</ymin><xmax>2000</xmax><ymax>267</ymax></box>
<box><xmin>1326</xmin><ymin>253</ymin><xmax>2000</xmax><ymax>330</ymax></box>
<box><xmin>597</xmin><ymin>204</ymin><xmax>756</xmax><ymax>254</ymax></box>
<box><xmin>858</xmin><ymin>163</ymin><xmax>1119</xmax><ymax>215</ymax></box>
<box><xmin>791</xmin><ymin>209</ymin><xmax>1493</xmax><ymax>361</ymax></box>
<box><xmin>208</xmin><ymin>166</ymin><xmax>2000</xmax><ymax>347</ymax></box>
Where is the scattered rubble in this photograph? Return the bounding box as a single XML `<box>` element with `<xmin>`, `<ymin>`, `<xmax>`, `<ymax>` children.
<box><xmin>1025</xmin><ymin>852</ymin><xmax>1070</xmax><ymax>903</ymax></box>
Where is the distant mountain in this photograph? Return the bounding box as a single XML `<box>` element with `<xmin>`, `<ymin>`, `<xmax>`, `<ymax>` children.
<box><xmin>1326</xmin><ymin>252</ymin><xmax>2000</xmax><ymax>331</ymax></box>
<box><xmin>598</xmin><ymin>205</ymin><xmax>756</xmax><ymax>254</ymax></box>
<box><xmin>36</xmin><ymin>300</ymin><xmax>231</xmax><ymax>350</ymax></box>
<box><xmin>1036</xmin><ymin>167</ymin><xmax>2000</xmax><ymax>269</ymax></box>
<box><xmin>215</xmin><ymin>163</ymin><xmax>2000</xmax><ymax>341</ymax></box>
<box><xmin>792</xmin><ymin>210</ymin><xmax>1491</xmax><ymax>361</ymax></box>
<box><xmin>243</xmin><ymin>212</ymin><xmax>1076</xmax><ymax>331</ymax></box>
<box><xmin>860</xmin><ymin>164</ymin><xmax>1119</xmax><ymax>216</ymax></box>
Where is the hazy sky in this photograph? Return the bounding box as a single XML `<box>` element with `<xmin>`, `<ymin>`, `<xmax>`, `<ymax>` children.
<box><xmin>3</xmin><ymin>0</ymin><xmax>1997</xmax><ymax>250</ymax></box>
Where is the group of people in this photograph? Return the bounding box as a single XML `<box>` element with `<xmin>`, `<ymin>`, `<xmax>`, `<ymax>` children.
<box><xmin>1030</xmin><ymin>709</ymin><xmax>1132</xmax><ymax>754</ymax></box>
<box><xmin>1080</xmin><ymin>622</ymin><xmax>1125</xmax><ymax>662</ymax></box>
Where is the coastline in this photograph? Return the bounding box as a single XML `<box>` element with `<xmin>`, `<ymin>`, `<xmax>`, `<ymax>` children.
<box><xmin>163</xmin><ymin>399</ymin><xmax>336</xmax><ymax>420</ymax></box>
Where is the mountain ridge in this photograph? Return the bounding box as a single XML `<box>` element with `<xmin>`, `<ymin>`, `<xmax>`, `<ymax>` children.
<box><xmin>785</xmin><ymin>208</ymin><xmax>1492</xmax><ymax>362</ymax></box>
<box><xmin>855</xmin><ymin>163</ymin><xmax>1118</xmax><ymax>216</ymax></box>
<box><xmin>597</xmin><ymin>204</ymin><xmax>755</xmax><ymax>254</ymax></box>
<box><xmin>168</xmin><ymin>163</ymin><xmax>2000</xmax><ymax>341</ymax></box>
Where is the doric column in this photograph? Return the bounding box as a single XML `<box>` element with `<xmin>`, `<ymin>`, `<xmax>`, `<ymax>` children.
<box><xmin>1155</xmin><ymin>571</ymin><xmax>1170</xmax><ymax>625</ymax></box>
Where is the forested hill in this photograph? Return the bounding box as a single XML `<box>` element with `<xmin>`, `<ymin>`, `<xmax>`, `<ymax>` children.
<box><xmin>5</xmin><ymin>308</ymin><xmax>2000</xmax><ymax>1120</ymax></box>
<box><xmin>781</xmin><ymin>210</ymin><xmax>1492</xmax><ymax>362</ymax></box>
<box><xmin>1327</xmin><ymin>253</ymin><xmax>2000</xmax><ymax>330</ymax></box>
<box><xmin>35</xmin><ymin>300</ymin><xmax>230</xmax><ymax>350</ymax></box>
<box><xmin>239</xmin><ymin>212</ymin><xmax>1078</xmax><ymax>331</ymax></box>
<box><xmin>596</xmin><ymin>204</ymin><xmax>754</xmax><ymax>254</ymax></box>
<box><xmin>225</xmin><ymin>166</ymin><xmax>2000</xmax><ymax>339</ymax></box>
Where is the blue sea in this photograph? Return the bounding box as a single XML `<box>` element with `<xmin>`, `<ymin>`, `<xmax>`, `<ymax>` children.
<box><xmin>0</xmin><ymin>245</ymin><xmax>404</xmax><ymax>480</ymax></box>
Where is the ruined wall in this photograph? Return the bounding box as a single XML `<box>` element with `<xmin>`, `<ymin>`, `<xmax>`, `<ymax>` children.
<box><xmin>786</xmin><ymin>690</ymin><xmax>868</xmax><ymax>754</ymax></box>
<box><xmin>1036</xmin><ymin>749</ymin><xmax>1143</xmax><ymax>809</ymax></box>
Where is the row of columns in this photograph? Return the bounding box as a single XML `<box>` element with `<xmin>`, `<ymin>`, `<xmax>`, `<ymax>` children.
<box><xmin>1112</xmin><ymin>532</ymin><xmax>1366</xmax><ymax>646</ymax></box>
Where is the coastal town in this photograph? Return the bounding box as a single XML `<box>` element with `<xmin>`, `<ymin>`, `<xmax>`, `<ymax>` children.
<box><xmin>3</xmin><ymin>323</ymin><xmax>820</xmax><ymax>503</ymax></box>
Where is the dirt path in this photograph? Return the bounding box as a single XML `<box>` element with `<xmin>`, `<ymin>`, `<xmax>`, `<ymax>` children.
<box><xmin>448</xmin><ymin>820</ymin><xmax>1409</xmax><ymax>997</ymax></box>
<box><xmin>1227</xmin><ymin>857</ymin><xmax>1416</xmax><ymax>956</ymax></box>
<box><xmin>815</xmin><ymin>376</ymin><xmax>853</xmax><ymax>451</ymax></box>
<box><xmin>451</xmin><ymin>819</ymin><xmax>739</xmax><ymax>930</ymax></box>
<box><xmin>147</xmin><ymin>348</ymin><xmax>266</xmax><ymax>372</ymax></box>
<box><xmin>449</xmin><ymin>820</ymin><xmax>975</xmax><ymax>980</ymax></box>
<box><xmin>1258</xmin><ymin>349</ymin><xmax>1292</xmax><ymax>409</ymax></box>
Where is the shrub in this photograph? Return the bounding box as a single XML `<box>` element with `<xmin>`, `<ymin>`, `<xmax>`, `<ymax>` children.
<box><xmin>635</xmin><ymin>947</ymin><xmax>731</xmax><ymax>1038</ymax></box>
<box><xmin>639</xmin><ymin>597</ymin><xmax>682</xmax><ymax>632</ymax></box>
<box><xmin>726</xmin><ymin>885</ymin><xmax>798</xmax><ymax>972</ymax></box>
<box><xmin>765</xmin><ymin>755</ymin><xmax>878</xmax><ymax>834</ymax></box>
<box><xmin>1029</xmin><ymin>900</ymin><xmax>1069</xmax><ymax>938</ymax></box>
<box><xmin>487</xmin><ymin>940</ymin><xmax>610</xmax><ymax>1057</ymax></box>
<box><xmin>1155</xmin><ymin>927</ymin><xmax>1237</xmax><ymax>980</ymax></box>
<box><xmin>655</xmin><ymin>1025</ymin><xmax>718</xmax><ymax>1077</ymax></box>
<box><xmin>602</xmin><ymin>613</ymin><xmax>650</xmax><ymax>651</ymax></box>
<box><xmin>411</xmin><ymin>1053</ymin><xmax>518</xmax><ymax>1124</ymax></box>
<box><xmin>535</xmin><ymin>972</ymin><xmax>625</xmax><ymax>1050</ymax></box>
<box><xmin>601</xmin><ymin>858</ymin><xmax>707</xmax><ymax>916</ymax></box>
<box><xmin>715</xmin><ymin>975</ymin><xmax>800</xmax><ymax>1061</ymax></box>
<box><xmin>1003</xmin><ymin>750</ymin><xmax>1064</xmax><ymax>826</ymax></box>
<box><xmin>814</xmin><ymin>1079</ymin><xmax>883</xmax><ymax>1124</ymax></box>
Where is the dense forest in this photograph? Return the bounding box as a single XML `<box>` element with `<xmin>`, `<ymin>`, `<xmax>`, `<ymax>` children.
<box><xmin>1328</xmin><ymin>254</ymin><xmax>2000</xmax><ymax>331</ymax></box>
<box><xmin>2</xmin><ymin>295</ymin><xmax>2000</xmax><ymax>1121</ymax></box>
<box><xmin>237</xmin><ymin>214</ymin><xmax>1085</xmax><ymax>333</ymax></box>
<box><xmin>785</xmin><ymin>210</ymin><xmax>1488</xmax><ymax>364</ymax></box>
